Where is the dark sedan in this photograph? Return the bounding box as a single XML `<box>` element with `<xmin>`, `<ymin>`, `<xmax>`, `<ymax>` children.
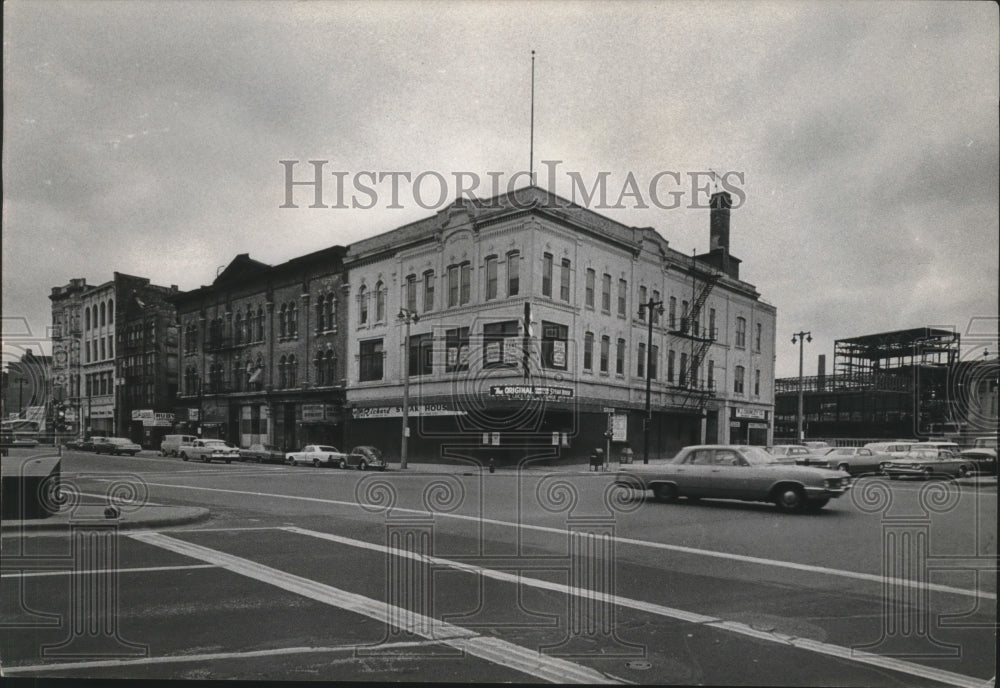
<box><xmin>93</xmin><ymin>437</ymin><xmax>142</xmax><ymax>456</ymax></box>
<box><xmin>959</xmin><ymin>448</ymin><xmax>997</xmax><ymax>475</ymax></box>
<box><xmin>239</xmin><ymin>443</ymin><xmax>286</xmax><ymax>464</ymax></box>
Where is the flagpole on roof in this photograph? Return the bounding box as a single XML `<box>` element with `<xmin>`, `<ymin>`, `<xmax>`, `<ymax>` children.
<box><xmin>530</xmin><ymin>49</ymin><xmax>536</xmax><ymax>184</ymax></box>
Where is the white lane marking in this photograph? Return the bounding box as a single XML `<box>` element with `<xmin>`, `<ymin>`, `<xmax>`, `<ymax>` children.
<box><xmin>284</xmin><ymin>525</ymin><xmax>991</xmax><ymax>688</ymax></box>
<box><xmin>0</xmin><ymin>639</ymin><xmax>445</xmax><ymax>674</ymax></box>
<box><xmin>2</xmin><ymin>564</ymin><xmax>216</xmax><ymax>578</ymax></box>
<box><xmin>139</xmin><ymin>481</ymin><xmax>996</xmax><ymax>601</ymax></box>
<box><xmin>127</xmin><ymin>532</ymin><xmax>625</xmax><ymax>685</ymax></box>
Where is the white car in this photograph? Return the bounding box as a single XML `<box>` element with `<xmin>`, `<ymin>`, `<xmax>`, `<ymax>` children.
<box><xmin>285</xmin><ymin>444</ymin><xmax>347</xmax><ymax>467</ymax></box>
<box><xmin>180</xmin><ymin>439</ymin><xmax>241</xmax><ymax>463</ymax></box>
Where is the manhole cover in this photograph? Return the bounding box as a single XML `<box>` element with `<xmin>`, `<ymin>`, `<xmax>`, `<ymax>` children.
<box><xmin>626</xmin><ymin>661</ymin><xmax>652</xmax><ymax>671</ymax></box>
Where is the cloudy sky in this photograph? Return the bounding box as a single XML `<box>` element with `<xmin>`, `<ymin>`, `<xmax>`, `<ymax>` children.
<box><xmin>3</xmin><ymin>0</ymin><xmax>997</xmax><ymax>378</ymax></box>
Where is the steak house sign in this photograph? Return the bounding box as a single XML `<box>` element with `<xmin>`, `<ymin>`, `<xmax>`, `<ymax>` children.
<box><xmin>352</xmin><ymin>404</ymin><xmax>465</xmax><ymax>419</ymax></box>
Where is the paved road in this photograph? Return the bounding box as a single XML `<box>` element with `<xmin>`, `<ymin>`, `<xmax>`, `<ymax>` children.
<box><xmin>1</xmin><ymin>449</ymin><xmax>996</xmax><ymax>684</ymax></box>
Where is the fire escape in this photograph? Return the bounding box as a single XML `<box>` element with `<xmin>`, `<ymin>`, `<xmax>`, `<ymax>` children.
<box><xmin>669</xmin><ymin>268</ymin><xmax>722</xmax><ymax>409</ymax></box>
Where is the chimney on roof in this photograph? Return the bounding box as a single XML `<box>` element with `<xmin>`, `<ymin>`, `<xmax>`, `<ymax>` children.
<box><xmin>710</xmin><ymin>190</ymin><xmax>731</xmax><ymax>252</ymax></box>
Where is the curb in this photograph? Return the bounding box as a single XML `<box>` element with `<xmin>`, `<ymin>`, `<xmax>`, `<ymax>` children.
<box><xmin>1</xmin><ymin>506</ymin><xmax>211</xmax><ymax>534</ymax></box>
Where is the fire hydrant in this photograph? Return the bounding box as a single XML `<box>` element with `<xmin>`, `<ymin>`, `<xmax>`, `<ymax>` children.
<box><xmin>488</xmin><ymin>458</ymin><xmax>495</xmax><ymax>473</ymax></box>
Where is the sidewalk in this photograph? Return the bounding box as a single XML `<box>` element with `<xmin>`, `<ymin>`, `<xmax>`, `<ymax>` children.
<box><xmin>1</xmin><ymin>504</ymin><xmax>210</xmax><ymax>534</ymax></box>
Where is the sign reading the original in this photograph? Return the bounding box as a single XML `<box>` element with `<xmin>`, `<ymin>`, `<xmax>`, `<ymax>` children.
<box><xmin>352</xmin><ymin>404</ymin><xmax>465</xmax><ymax>419</ymax></box>
<box><xmin>489</xmin><ymin>385</ymin><xmax>574</xmax><ymax>400</ymax></box>
<box><xmin>733</xmin><ymin>407</ymin><xmax>768</xmax><ymax>420</ymax></box>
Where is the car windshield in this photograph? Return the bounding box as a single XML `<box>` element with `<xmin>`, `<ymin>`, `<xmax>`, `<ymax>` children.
<box><xmin>206</xmin><ymin>440</ymin><xmax>229</xmax><ymax>447</ymax></box>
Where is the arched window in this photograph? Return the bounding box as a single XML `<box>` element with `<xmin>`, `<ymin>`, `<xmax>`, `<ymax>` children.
<box><xmin>100</xmin><ymin>302</ymin><xmax>106</xmax><ymax>327</ymax></box>
<box><xmin>326</xmin><ymin>350</ymin><xmax>337</xmax><ymax>384</ymax></box>
<box><xmin>278</xmin><ymin>355</ymin><xmax>287</xmax><ymax>388</ymax></box>
<box><xmin>316</xmin><ymin>295</ymin><xmax>326</xmax><ymax>332</ymax></box>
<box><xmin>108</xmin><ymin>299</ymin><xmax>114</xmax><ymax>323</ymax></box>
<box><xmin>358</xmin><ymin>285</ymin><xmax>368</xmax><ymax>325</ymax></box>
<box><xmin>256</xmin><ymin>307</ymin><xmax>265</xmax><ymax>341</ymax></box>
<box><xmin>234</xmin><ymin>311</ymin><xmax>243</xmax><ymax>345</ymax></box>
<box><xmin>326</xmin><ymin>294</ymin><xmax>336</xmax><ymax>330</ymax></box>
<box><xmin>315</xmin><ymin>351</ymin><xmax>325</xmax><ymax>386</ymax></box>
<box><xmin>287</xmin><ymin>354</ymin><xmax>297</xmax><ymax>387</ymax></box>
<box><xmin>279</xmin><ymin>304</ymin><xmax>287</xmax><ymax>338</ymax></box>
<box><xmin>375</xmin><ymin>281</ymin><xmax>385</xmax><ymax>322</ymax></box>
<box><xmin>288</xmin><ymin>302</ymin><xmax>298</xmax><ymax>337</ymax></box>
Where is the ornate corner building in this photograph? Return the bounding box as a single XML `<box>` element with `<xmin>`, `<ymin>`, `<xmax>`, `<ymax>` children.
<box><xmin>343</xmin><ymin>186</ymin><xmax>776</xmax><ymax>464</ymax></box>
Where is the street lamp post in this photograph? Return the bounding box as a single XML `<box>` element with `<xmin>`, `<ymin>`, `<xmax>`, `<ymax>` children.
<box><xmin>639</xmin><ymin>298</ymin><xmax>664</xmax><ymax>464</ymax></box>
<box><xmin>398</xmin><ymin>308</ymin><xmax>419</xmax><ymax>470</ymax></box>
<box><xmin>791</xmin><ymin>330</ymin><xmax>812</xmax><ymax>442</ymax></box>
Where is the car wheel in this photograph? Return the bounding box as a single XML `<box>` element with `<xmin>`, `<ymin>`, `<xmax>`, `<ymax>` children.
<box><xmin>286</xmin><ymin>457</ymin><xmax>294</xmax><ymax>465</ymax></box>
<box><xmin>774</xmin><ymin>485</ymin><xmax>806</xmax><ymax>513</ymax></box>
<box><xmin>922</xmin><ymin>467</ymin><xmax>933</xmax><ymax>480</ymax></box>
<box><xmin>338</xmin><ymin>458</ymin><xmax>347</xmax><ymax>470</ymax></box>
<box><xmin>181</xmin><ymin>453</ymin><xmax>188</xmax><ymax>462</ymax></box>
<box><xmin>359</xmin><ymin>460</ymin><xmax>368</xmax><ymax>471</ymax></box>
<box><xmin>837</xmin><ymin>463</ymin><xmax>850</xmax><ymax>473</ymax></box>
<box><xmin>652</xmin><ymin>483</ymin><xmax>678</xmax><ymax>502</ymax></box>
<box><xmin>313</xmin><ymin>458</ymin><xmax>321</xmax><ymax>468</ymax></box>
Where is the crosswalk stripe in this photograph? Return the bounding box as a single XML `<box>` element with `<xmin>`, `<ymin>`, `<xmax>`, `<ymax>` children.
<box><xmin>138</xmin><ymin>481</ymin><xmax>996</xmax><ymax>601</ymax></box>
<box><xmin>127</xmin><ymin>532</ymin><xmax>626</xmax><ymax>684</ymax></box>
<box><xmin>0</xmin><ymin>640</ymin><xmax>444</xmax><ymax>674</ymax></box>
<box><xmin>283</xmin><ymin>525</ymin><xmax>992</xmax><ymax>688</ymax></box>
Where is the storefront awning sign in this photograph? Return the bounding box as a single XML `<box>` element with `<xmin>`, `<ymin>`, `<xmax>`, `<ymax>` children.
<box><xmin>489</xmin><ymin>385</ymin><xmax>574</xmax><ymax>400</ymax></box>
<box><xmin>352</xmin><ymin>404</ymin><xmax>465</xmax><ymax>419</ymax></box>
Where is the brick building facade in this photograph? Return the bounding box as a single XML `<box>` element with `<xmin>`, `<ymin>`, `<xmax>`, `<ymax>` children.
<box><xmin>171</xmin><ymin>248</ymin><xmax>348</xmax><ymax>450</ymax></box>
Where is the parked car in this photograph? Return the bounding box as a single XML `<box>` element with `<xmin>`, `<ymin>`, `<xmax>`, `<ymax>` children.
<box><xmin>803</xmin><ymin>447</ymin><xmax>888</xmax><ymax>475</ymax></box>
<box><xmin>285</xmin><ymin>444</ymin><xmax>347</xmax><ymax>467</ymax></box>
<box><xmin>801</xmin><ymin>441</ymin><xmax>831</xmax><ymax>451</ymax></box>
<box><xmin>160</xmin><ymin>434</ymin><xmax>198</xmax><ymax>457</ymax></box>
<box><xmin>63</xmin><ymin>437</ymin><xmax>87</xmax><ymax>450</ymax></box>
<box><xmin>343</xmin><ymin>445</ymin><xmax>388</xmax><ymax>471</ymax></box>
<box><xmin>958</xmin><ymin>448</ymin><xmax>997</xmax><ymax>475</ymax></box>
<box><xmin>767</xmin><ymin>445</ymin><xmax>813</xmax><ymax>461</ymax></box>
<box><xmin>72</xmin><ymin>436</ymin><xmax>106</xmax><ymax>452</ymax></box>
<box><xmin>971</xmin><ymin>436</ymin><xmax>997</xmax><ymax>450</ymax></box>
<box><xmin>880</xmin><ymin>449</ymin><xmax>974</xmax><ymax>480</ymax></box>
<box><xmin>180</xmin><ymin>439</ymin><xmax>240</xmax><ymax>463</ymax></box>
<box><xmin>613</xmin><ymin>445</ymin><xmax>851</xmax><ymax>513</ymax></box>
<box><xmin>93</xmin><ymin>437</ymin><xmax>142</xmax><ymax>456</ymax></box>
<box><xmin>239</xmin><ymin>443</ymin><xmax>286</xmax><ymax>464</ymax></box>
<box><xmin>912</xmin><ymin>441</ymin><xmax>961</xmax><ymax>455</ymax></box>
<box><xmin>864</xmin><ymin>441</ymin><xmax>915</xmax><ymax>457</ymax></box>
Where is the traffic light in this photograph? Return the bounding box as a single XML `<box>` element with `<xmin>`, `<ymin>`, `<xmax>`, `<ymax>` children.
<box><xmin>54</xmin><ymin>402</ymin><xmax>67</xmax><ymax>432</ymax></box>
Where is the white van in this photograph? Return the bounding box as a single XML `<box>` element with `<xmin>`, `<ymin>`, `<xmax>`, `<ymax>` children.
<box><xmin>913</xmin><ymin>441</ymin><xmax>960</xmax><ymax>456</ymax></box>
<box><xmin>864</xmin><ymin>441</ymin><xmax>913</xmax><ymax>457</ymax></box>
<box><xmin>160</xmin><ymin>434</ymin><xmax>198</xmax><ymax>457</ymax></box>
